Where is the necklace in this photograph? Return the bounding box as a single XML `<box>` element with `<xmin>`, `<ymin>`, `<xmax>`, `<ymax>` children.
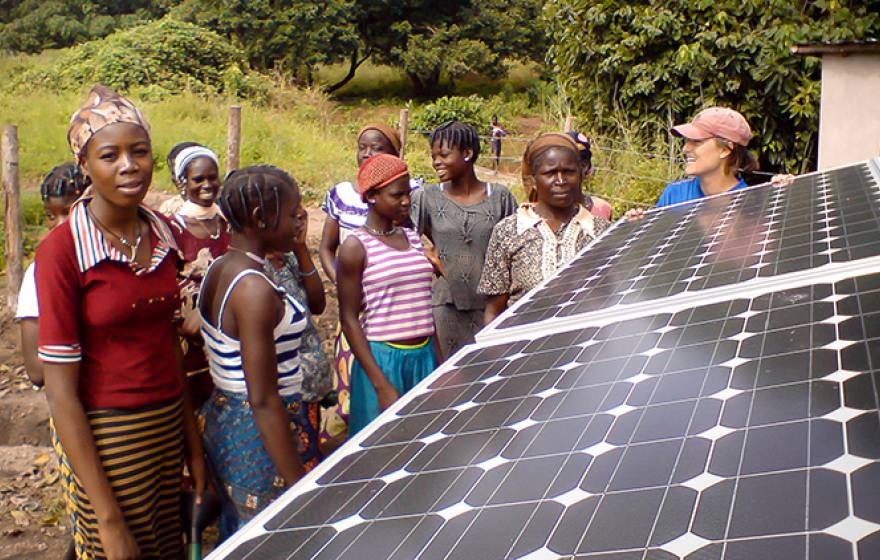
<box><xmin>228</xmin><ymin>246</ymin><xmax>267</xmax><ymax>265</ymax></box>
<box><xmin>88</xmin><ymin>207</ymin><xmax>143</xmax><ymax>261</ymax></box>
<box><xmin>364</xmin><ymin>225</ymin><xmax>399</xmax><ymax>237</ymax></box>
<box><xmin>191</xmin><ymin>216</ymin><xmax>222</xmax><ymax>240</ymax></box>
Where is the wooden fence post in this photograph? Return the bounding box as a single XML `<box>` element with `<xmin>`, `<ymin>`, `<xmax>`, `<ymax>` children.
<box><xmin>2</xmin><ymin>125</ymin><xmax>23</xmax><ymax>310</ymax></box>
<box><xmin>563</xmin><ymin>115</ymin><xmax>575</xmax><ymax>133</ymax></box>
<box><xmin>227</xmin><ymin>105</ymin><xmax>242</xmax><ymax>174</ymax></box>
<box><xmin>398</xmin><ymin>108</ymin><xmax>410</xmax><ymax>158</ymax></box>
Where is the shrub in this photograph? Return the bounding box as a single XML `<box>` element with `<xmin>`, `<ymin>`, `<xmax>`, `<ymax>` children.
<box><xmin>409</xmin><ymin>95</ymin><xmax>489</xmax><ymax>134</ymax></box>
<box><xmin>8</xmin><ymin>18</ymin><xmax>270</xmax><ymax>101</ymax></box>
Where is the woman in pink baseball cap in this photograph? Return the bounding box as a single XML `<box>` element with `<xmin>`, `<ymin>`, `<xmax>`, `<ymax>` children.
<box><xmin>656</xmin><ymin>106</ymin><xmax>759</xmax><ymax>207</ymax></box>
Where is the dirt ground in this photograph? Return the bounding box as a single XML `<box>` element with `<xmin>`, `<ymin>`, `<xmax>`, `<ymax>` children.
<box><xmin>0</xmin><ymin>166</ymin><xmax>513</xmax><ymax>559</ymax></box>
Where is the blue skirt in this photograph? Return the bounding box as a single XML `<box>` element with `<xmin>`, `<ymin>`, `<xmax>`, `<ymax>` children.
<box><xmin>349</xmin><ymin>338</ymin><xmax>437</xmax><ymax>436</ymax></box>
<box><xmin>199</xmin><ymin>389</ymin><xmax>322</xmax><ymax>540</ymax></box>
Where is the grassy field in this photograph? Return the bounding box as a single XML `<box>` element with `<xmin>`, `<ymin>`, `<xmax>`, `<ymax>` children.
<box><xmin>0</xmin><ymin>50</ymin><xmax>679</xmax><ymax>264</ymax></box>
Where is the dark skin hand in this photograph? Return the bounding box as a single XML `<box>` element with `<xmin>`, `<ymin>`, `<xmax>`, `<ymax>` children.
<box><xmin>268</xmin><ymin>207</ymin><xmax>325</xmax><ymax>315</ymax></box>
<box><xmin>44</xmin><ymin>362</ymin><xmax>140</xmax><ymax>560</ymax></box>
<box><xmin>338</xmin><ymin>177</ymin><xmax>443</xmax><ymax>411</ymax></box>
<box><xmin>483</xmin><ymin>293</ymin><xmax>510</xmax><ymax>326</ymax></box>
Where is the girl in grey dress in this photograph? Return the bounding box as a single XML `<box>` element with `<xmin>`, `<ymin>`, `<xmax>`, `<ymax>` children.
<box><xmin>411</xmin><ymin>121</ymin><xmax>517</xmax><ymax>358</ymax></box>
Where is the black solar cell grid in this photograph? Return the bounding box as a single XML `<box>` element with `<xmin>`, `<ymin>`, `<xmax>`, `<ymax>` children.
<box><xmin>217</xmin><ymin>269</ymin><xmax>880</xmax><ymax>560</ymax></box>
<box><xmin>495</xmin><ymin>164</ymin><xmax>880</xmax><ymax>330</ymax></box>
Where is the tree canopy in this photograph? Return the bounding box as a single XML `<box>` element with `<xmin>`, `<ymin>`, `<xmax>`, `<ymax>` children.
<box><xmin>546</xmin><ymin>0</ymin><xmax>880</xmax><ymax>172</ymax></box>
<box><xmin>1</xmin><ymin>0</ymin><xmax>546</xmax><ymax>95</ymax></box>
<box><xmin>171</xmin><ymin>0</ymin><xmax>361</xmax><ymax>90</ymax></box>
<box><xmin>354</xmin><ymin>0</ymin><xmax>546</xmax><ymax>94</ymax></box>
<box><xmin>0</xmin><ymin>0</ymin><xmax>169</xmax><ymax>52</ymax></box>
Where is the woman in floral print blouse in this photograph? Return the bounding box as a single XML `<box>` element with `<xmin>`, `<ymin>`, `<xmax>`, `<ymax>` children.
<box><xmin>478</xmin><ymin>133</ymin><xmax>611</xmax><ymax>324</ymax></box>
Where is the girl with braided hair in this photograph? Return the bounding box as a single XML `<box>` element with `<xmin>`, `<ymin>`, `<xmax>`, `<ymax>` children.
<box><xmin>18</xmin><ymin>162</ymin><xmax>89</xmax><ymax>388</ymax></box>
<box><xmin>410</xmin><ymin>121</ymin><xmax>517</xmax><ymax>357</ymax></box>
<box><xmin>197</xmin><ymin>165</ymin><xmax>323</xmax><ymax>538</ymax></box>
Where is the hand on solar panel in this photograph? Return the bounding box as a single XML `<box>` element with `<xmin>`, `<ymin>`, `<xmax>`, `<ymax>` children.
<box><xmin>624</xmin><ymin>207</ymin><xmax>647</xmax><ymax>221</ymax></box>
<box><xmin>771</xmin><ymin>173</ymin><xmax>795</xmax><ymax>186</ymax></box>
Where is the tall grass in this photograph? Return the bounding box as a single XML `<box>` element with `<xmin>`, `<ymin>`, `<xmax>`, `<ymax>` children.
<box><xmin>0</xmin><ymin>52</ymin><xmax>685</xmax><ymax>265</ymax></box>
<box><xmin>0</xmin><ymin>89</ymin><xmax>361</xmax><ymax>199</ymax></box>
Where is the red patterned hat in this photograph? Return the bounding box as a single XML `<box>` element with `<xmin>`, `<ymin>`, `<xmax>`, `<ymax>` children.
<box><xmin>356</xmin><ymin>154</ymin><xmax>409</xmax><ymax>199</ymax></box>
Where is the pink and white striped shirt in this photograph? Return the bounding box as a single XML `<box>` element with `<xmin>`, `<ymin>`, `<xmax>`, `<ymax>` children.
<box><xmin>352</xmin><ymin>227</ymin><xmax>435</xmax><ymax>341</ymax></box>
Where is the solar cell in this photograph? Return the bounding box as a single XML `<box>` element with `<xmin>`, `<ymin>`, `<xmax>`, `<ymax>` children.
<box><xmin>212</xmin><ymin>267</ymin><xmax>880</xmax><ymax>560</ymax></box>
<box><xmin>209</xmin><ymin>159</ymin><xmax>880</xmax><ymax>560</ymax></box>
<box><xmin>487</xmin><ymin>161</ymin><xmax>880</xmax><ymax>333</ymax></box>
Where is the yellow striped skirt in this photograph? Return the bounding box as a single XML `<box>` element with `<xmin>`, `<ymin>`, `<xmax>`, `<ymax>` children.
<box><xmin>51</xmin><ymin>399</ymin><xmax>185</xmax><ymax>560</ymax></box>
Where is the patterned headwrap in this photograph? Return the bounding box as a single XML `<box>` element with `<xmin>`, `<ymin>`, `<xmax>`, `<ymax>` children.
<box><xmin>67</xmin><ymin>85</ymin><xmax>151</xmax><ymax>158</ymax></box>
<box><xmin>357</xmin><ymin>124</ymin><xmax>402</xmax><ymax>154</ymax></box>
<box><xmin>521</xmin><ymin>133</ymin><xmax>581</xmax><ymax>202</ymax></box>
<box><xmin>357</xmin><ymin>154</ymin><xmax>409</xmax><ymax>200</ymax></box>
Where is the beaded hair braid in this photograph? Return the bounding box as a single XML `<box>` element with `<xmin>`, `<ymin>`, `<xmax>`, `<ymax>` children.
<box><xmin>40</xmin><ymin>162</ymin><xmax>89</xmax><ymax>202</ymax></box>
<box><xmin>429</xmin><ymin>121</ymin><xmax>481</xmax><ymax>161</ymax></box>
<box><xmin>219</xmin><ymin>165</ymin><xmax>297</xmax><ymax>232</ymax></box>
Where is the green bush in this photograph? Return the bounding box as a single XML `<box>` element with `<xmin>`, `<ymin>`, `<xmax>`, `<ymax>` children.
<box><xmin>7</xmin><ymin>18</ymin><xmax>271</xmax><ymax>101</ymax></box>
<box><xmin>409</xmin><ymin>95</ymin><xmax>489</xmax><ymax>134</ymax></box>
<box><xmin>546</xmin><ymin>0</ymin><xmax>880</xmax><ymax>173</ymax></box>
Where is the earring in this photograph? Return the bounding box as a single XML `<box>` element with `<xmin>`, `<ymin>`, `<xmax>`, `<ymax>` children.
<box><xmin>464</xmin><ymin>157</ymin><xmax>470</xmax><ymax>162</ymax></box>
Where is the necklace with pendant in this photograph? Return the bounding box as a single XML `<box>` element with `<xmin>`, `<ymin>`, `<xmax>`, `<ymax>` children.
<box><xmin>193</xmin><ymin>216</ymin><xmax>222</xmax><ymax>240</ymax></box>
<box><xmin>88</xmin><ymin>207</ymin><xmax>143</xmax><ymax>261</ymax></box>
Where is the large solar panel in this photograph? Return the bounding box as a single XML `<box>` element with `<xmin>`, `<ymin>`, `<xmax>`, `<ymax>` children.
<box><xmin>209</xmin><ymin>159</ymin><xmax>880</xmax><ymax>560</ymax></box>
<box><xmin>485</xmin><ymin>161</ymin><xmax>880</xmax><ymax>334</ymax></box>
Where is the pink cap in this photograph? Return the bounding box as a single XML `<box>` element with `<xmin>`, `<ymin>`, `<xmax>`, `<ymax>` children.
<box><xmin>671</xmin><ymin>107</ymin><xmax>752</xmax><ymax>147</ymax></box>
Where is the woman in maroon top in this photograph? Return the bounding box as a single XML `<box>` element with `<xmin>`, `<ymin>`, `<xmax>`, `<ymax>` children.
<box><xmin>165</xmin><ymin>143</ymin><xmax>230</xmax><ymax>409</ymax></box>
<box><xmin>35</xmin><ymin>85</ymin><xmax>206</xmax><ymax>560</ymax></box>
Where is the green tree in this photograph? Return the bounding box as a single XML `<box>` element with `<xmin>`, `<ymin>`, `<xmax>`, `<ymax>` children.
<box><xmin>172</xmin><ymin>0</ymin><xmax>362</xmax><ymax>91</ymax></box>
<box><xmin>356</xmin><ymin>0</ymin><xmax>546</xmax><ymax>95</ymax></box>
<box><xmin>0</xmin><ymin>0</ymin><xmax>169</xmax><ymax>52</ymax></box>
<box><xmin>546</xmin><ymin>0</ymin><xmax>880</xmax><ymax>172</ymax></box>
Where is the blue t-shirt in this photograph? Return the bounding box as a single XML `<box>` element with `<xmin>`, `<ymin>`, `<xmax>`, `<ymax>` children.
<box><xmin>656</xmin><ymin>176</ymin><xmax>749</xmax><ymax>207</ymax></box>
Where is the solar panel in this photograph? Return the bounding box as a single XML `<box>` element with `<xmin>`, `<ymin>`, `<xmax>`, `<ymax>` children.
<box><xmin>486</xmin><ymin>162</ymin><xmax>880</xmax><ymax>333</ymax></box>
<box><xmin>208</xmin><ymin>159</ymin><xmax>880</xmax><ymax>560</ymax></box>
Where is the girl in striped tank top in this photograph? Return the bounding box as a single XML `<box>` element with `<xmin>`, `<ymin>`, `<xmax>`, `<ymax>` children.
<box><xmin>197</xmin><ymin>166</ymin><xmax>323</xmax><ymax>539</ymax></box>
<box><xmin>338</xmin><ymin>154</ymin><xmax>441</xmax><ymax>435</ymax></box>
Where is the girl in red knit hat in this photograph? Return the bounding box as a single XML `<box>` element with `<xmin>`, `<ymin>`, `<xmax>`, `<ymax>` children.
<box><xmin>337</xmin><ymin>154</ymin><xmax>441</xmax><ymax>435</ymax></box>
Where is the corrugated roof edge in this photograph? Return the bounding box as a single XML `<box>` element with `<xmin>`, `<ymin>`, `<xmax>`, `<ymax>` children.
<box><xmin>791</xmin><ymin>39</ymin><xmax>880</xmax><ymax>56</ymax></box>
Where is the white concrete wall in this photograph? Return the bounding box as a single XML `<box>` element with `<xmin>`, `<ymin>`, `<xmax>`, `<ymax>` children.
<box><xmin>818</xmin><ymin>54</ymin><xmax>880</xmax><ymax>170</ymax></box>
